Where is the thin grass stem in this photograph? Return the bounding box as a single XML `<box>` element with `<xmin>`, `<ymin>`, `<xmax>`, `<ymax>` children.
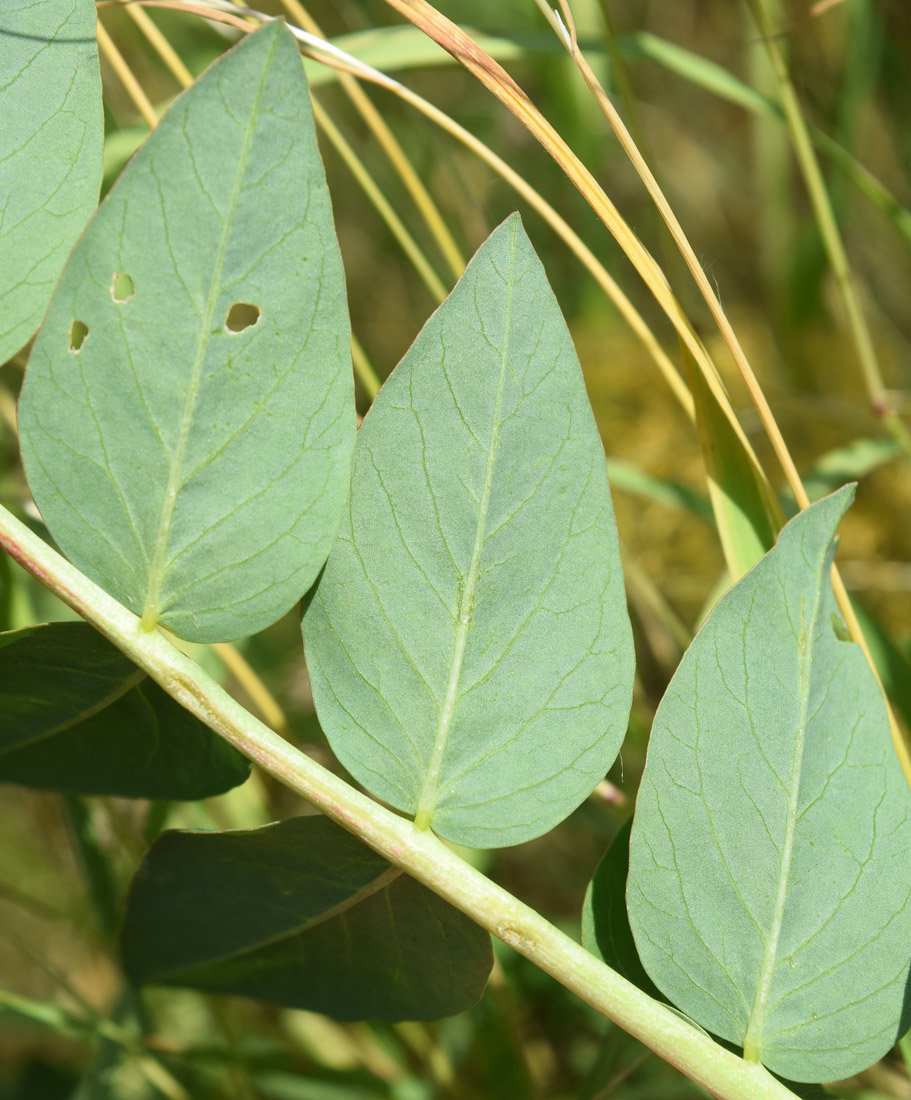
<box><xmin>311</xmin><ymin>96</ymin><xmax>449</xmax><ymax>304</ymax></box>
<box><xmin>124</xmin><ymin>2</ymin><xmax>194</xmax><ymax>88</ymax></box>
<box><xmin>97</xmin><ymin>20</ymin><xmax>159</xmax><ymax>129</ymax></box>
<box><xmin>278</xmin><ymin>0</ymin><xmax>465</xmax><ymax>281</ymax></box>
<box><xmin>747</xmin><ymin>0</ymin><xmax>911</xmax><ymax>458</ymax></box>
<box><xmin>210</xmin><ymin>642</ymin><xmax>293</xmax><ymax>740</ymax></box>
<box><xmin>126</xmin><ymin>0</ymin><xmax>695</xmax><ymax>416</ymax></box>
<box><xmin>352</xmin><ymin>333</ymin><xmax>382</xmax><ymax>399</ymax></box>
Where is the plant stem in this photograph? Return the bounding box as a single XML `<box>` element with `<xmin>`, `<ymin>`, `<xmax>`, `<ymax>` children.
<box><xmin>747</xmin><ymin>0</ymin><xmax>911</xmax><ymax>458</ymax></box>
<box><xmin>97</xmin><ymin>19</ymin><xmax>159</xmax><ymax>130</ymax></box>
<box><xmin>62</xmin><ymin>794</ymin><xmax>121</xmax><ymax>941</ymax></box>
<box><xmin>311</xmin><ymin>95</ymin><xmax>449</xmax><ymax>303</ymax></box>
<box><xmin>278</xmin><ymin>0</ymin><xmax>466</xmax><ymax>281</ymax></box>
<box><xmin>0</xmin><ymin>505</ymin><xmax>799</xmax><ymax>1100</ymax></box>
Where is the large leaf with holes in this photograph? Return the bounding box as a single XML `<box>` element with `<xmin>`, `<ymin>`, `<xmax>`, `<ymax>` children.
<box><xmin>627</xmin><ymin>486</ymin><xmax>911</xmax><ymax>1082</ymax></box>
<box><xmin>303</xmin><ymin>215</ymin><xmax>633</xmax><ymax>848</ymax></box>
<box><xmin>18</xmin><ymin>21</ymin><xmax>355</xmax><ymax>642</ymax></box>
<box><xmin>0</xmin><ymin>0</ymin><xmax>103</xmax><ymax>364</ymax></box>
<box><xmin>122</xmin><ymin>815</ymin><xmax>492</xmax><ymax>1020</ymax></box>
<box><xmin>0</xmin><ymin>622</ymin><xmax>249</xmax><ymax>797</ymax></box>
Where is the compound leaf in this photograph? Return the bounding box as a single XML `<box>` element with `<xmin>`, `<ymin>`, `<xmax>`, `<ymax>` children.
<box><xmin>0</xmin><ymin>622</ymin><xmax>250</xmax><ymax>797</ymax></box>
<box><xmin>0</xmin><ymin>0</ymin><xmax>103</xmax><ymax>364</ymax></box>
<box><xmin>122</xmin><ymin>816</ymin><xmax>492</xmax><ymax>1021</ymax></box>
<box><xmin>18</xmin><ymin>21</ymin><xmax>355</xmax><ymax>642</ymax></box>
<box><xmin>303</xmin><ymin>215</ymin><xmax>633</xmax><ymax>848</ymax></box>
<box><xmin>627</xmin><ymin>486</ymin><xmax>911</xmax><ymax>1082</ymax></box>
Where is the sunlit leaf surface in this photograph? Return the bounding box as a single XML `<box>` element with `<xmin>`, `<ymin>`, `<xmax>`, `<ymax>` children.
<box><xmin>627</xmin><ymin>487</ymin><xmax>911</xmax><ymax>1081</ymax></box>
<box><xmin>0</xmin><ymin>0</ymin><xmax>103</xmax><ymax>364</ymax></box>
<box><xmin>304</xmin><ymin>215</ymin><xmax>633</xmax><ymax>848</ymax></box>
<box><xmin>19</xmin><ymin>22</ymin><xmax>355</xmax><ymax>642</ymax></box>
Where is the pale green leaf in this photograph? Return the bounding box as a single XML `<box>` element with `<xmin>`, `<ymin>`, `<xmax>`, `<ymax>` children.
<box><xmin>0</xmin><ymin>622</ymin><xmax>250</xmax><ymax>797</ymax></box>
<box><xmin>122</xmin><ymin>816</ymin><xmax>493</xmax><ymax>1021</ymax></box>
<box><xmin>303</xmin><ymin>215</ymin><xmax>633</xmax><ymax>848</ymax></box>
<box><xmin>0</xmin><ymin>0</ymin><xmax>103</xmax><ymax>363</ymax></box>
<box><xmin>18</xmin><ymin>22</ymin><xmax>355</xmax><ymax>642</ymax></box>
<box><xmin>627</xmin><ymin>486</ymin><xmax>911</xmax><ymax>1082</ymax></box>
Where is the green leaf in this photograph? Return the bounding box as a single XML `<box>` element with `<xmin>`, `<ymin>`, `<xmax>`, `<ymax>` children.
<box><xmin>0</xmin><ymin>0</ymin><xmax>103</xmax><ymax>364</ymax></box>
<box><xmin>683</xmin><ymin>347</ymin><xmax>781</xmax><ymax>580</ymax></box>
<box><xmin>18</xmin><ymin>21</ymin><xmax>355</xmax><ymax>643</ymax></box>
<box><xmin>0</xmin><ymin>622</ymin><xmax>250</xmax><ymax>797</ymax></box>
<box><xmin>853</xmin><ymin>602</ymin><xmax>911</xmax><ymax>732</ymax></box>
<box><xmin>582</xmin><ymin>818</ymin><xmax>663</xmax><ymax>1002</ymax></box>
<box><xmin>605</xmin><ymin>458</ymin><xmax>712</xmax><ymax>521</ymax></box>
<box><xmin>303</xmin><ymin>215</ymin><xmax>634</xmax><ymax>848</ymax></box>
<box><xmin>627</xmin><ymin>486</ymin><xmax>911</xmax><ymax>1082</ymax></box>
<box><xmin>121</xmin><ymin>816</ymin><xmax>493</xmax><ymax>1021</ymax></box>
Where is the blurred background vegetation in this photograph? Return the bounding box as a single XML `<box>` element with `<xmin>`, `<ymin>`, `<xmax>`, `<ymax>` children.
<box><xmin>2</xmin><ymin>0</ymin><xmax>911</xmax><ymax>1097</ymax></box>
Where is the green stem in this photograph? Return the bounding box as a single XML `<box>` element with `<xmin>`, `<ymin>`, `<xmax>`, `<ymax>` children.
<box><xmin>63</xmin><ymin>794</ymin><xmax>121</xmax><ymax>941</ymax></box>
<box><xmin>748</xmin><ymin>0</ymin><xmax>911</xmax><ymax>458</ymax></box>
<box><xmin>0</xmin><ymin>503</ymin><xmax>799</xmax><ymax>1100</ymax></box>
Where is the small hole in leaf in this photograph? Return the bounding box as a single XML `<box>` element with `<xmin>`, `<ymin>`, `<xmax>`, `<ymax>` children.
<box><xmin>69</xmin><ymin>320</ymin><xmax>89</xmax><ymax>353</ymax></box>
<box><xmin>225</xmin><ymin>302</ymin><xmax>261</xmax><ymax>333</ymax></box>
<box><xmin>111</xmin><ymin>272</ymin><xmax>135</xmax><ymax>303</ymax></box>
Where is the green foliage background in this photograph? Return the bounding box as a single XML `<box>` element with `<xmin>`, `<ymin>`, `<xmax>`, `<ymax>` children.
<box><xmin>2</xmin><ymin>1</ymin><xmax>911</xmax><ymax>1098</ymax></box>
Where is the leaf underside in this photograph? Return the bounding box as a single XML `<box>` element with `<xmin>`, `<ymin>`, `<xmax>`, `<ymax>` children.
<box><xmin>0</xmin><ymin>622</ymin><xmax>250</xmax><ymax>798</ymax></box>
<box><xmin>303</xmin><ymin>215</ymin><xmax>634</xmax><ymax>849</ymax></box>
<box><xmin>0</xmin><ymin>0</ymin><xmax>103</xmax><ymax>365</ymax></box>
<box><xmin>122</xmin><ymin>816</ymin><xmax>493</xmax><ymax>1021</ymax></box>
<box><xmin>18</xmin><ymin>21</ymin><xmax>355</xmax><ymax>643</ymax></box>
<box><xmin>627</xmin><ymin>486</ymin><xmax>911</xmax><ymax>1082</ymax></box>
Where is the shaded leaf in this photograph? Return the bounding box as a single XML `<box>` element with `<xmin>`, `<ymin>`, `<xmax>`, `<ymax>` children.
<box><xmin>303</xmin><ymin>215</ymin><xmax>633</xmax><ymax>848</ymax></box>
<box><xmin>0</xmin><ymin>0</ymin><xmax>103</xmax><ymax>363</ymax></box>
<box><xmin>18</xmin><ymin>21</ymin><xmax>355</xmax><ymax>643</ymax></box>
<box><xmin>122</xmin><ymin>816</ymin><xmax>493</xmax><ymax>1021</ymax></box>
<box><xmin>0</xmin><ymin>622</ymin><xmax>250</xmax><ymax>797</ymax></box>
<box><xmin>627</xmin><ymin>486</ymin><xmax>911</xmax><ymax>1082</ymax></box>
<box><xmin>581</xmin><ymin>818</ymin><xmax>663</xmax><ymax>1002</ymax></box>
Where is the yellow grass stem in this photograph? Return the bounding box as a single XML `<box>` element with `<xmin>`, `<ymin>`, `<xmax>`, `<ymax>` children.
<box><xmin>748</xmin><ymin>0</ymin><xmax>911</xmax><ymax>458</ymax></box>
<box><xmin>124</xmin><ymin>2</ymin><xmax>194</xmax><ymax>88</ymax></box>
<box><xmin>278</xmin><ymin>0</ymin><xmax>465</xmax><ymax>281</ymax></box>
<box><xmin>130</xmin><ymin>0</ymin><xmax>693</xmax><ymax>415</ymax></box>
<box><xmin>211</xmin><ymin>643</ymin><xmax>293</xmax><ymax>741</ymax></box>
<box><xmin>380</xmin><ymin>0</ymin><xmax>773</xmax><ymax>488</ymax></box>
<box><xmin>97</xmin><ymin>19</ymin><xmax>159</xmax><ymax>129</ymax></box>
<box><xmin>351</xmin><ymin>333</ymin><xmax>382</xmax><ymax>399</ymax></box>
<box><xmin>383</xmin><ymin>83</ymin><xmax>695</xmax><ymax>417</ymax></box>
<box><xmin>543</xmin><ymin>0</ymin><xmax>911</xmax><ymax>780</ymax></box>
<box><xmin>116</xmin><ymin>0</ymin><xmax>911</xmax><ymax>779</ymax></box>
<box><xmin>382</xmin><ymin>0</ymin><xmax>911</xmax><ymax>783</ymax></box>
<box><xmin>537</xmin><ymin>1</ymin><xmax>792</xmax><ymax>503</ymax></box>
<box><xmin>311</xmin><ymin>97</ymin><xmax>449</xmax><ymax>304</ymax></box>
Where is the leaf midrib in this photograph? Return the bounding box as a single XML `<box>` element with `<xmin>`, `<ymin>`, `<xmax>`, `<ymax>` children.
<box><xmin>742</xmin><ymin>571</ymin><xmax>828</xmax><ymax>1062</ymax></box>
<box><xmin>153</xmin><ymin>866</ymin><xmax>402</xmax><ymax>980</ymax></box>
<box><xmin>140</xmin><ymin>34</ymin><xmax>277</xmax><ymax>631</ymax></box>
<box><xmin>0</xmin><ymin>667</ymin><xmax>146</xmax><ymax>760</ymax></box>
<box><xmin>413</xmin><ymin>222</ymin><xmax>517</xmax><ymax>830</ymax></box>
